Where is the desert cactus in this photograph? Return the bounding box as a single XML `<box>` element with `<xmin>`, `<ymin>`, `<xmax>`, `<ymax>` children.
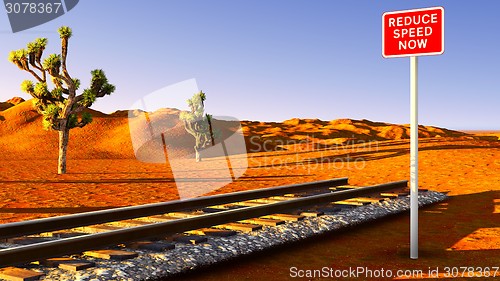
<box><xmin>179</xmin><ymin>91</ymin><xmax>215</xmax><ymax>162</ymax></box>
<box><xmin>8</xmin><ymin>26</ymin><xmax>115</xmax><ymax>174</ymax></box>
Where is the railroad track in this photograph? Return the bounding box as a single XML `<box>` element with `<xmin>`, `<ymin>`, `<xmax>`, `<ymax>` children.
<box><xmin>0</xmin><ymin>178</ymin><xmax>409</xmax><ymax>280</ymax></box>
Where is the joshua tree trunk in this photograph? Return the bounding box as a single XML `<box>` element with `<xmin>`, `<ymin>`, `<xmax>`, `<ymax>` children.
<box><xmin>195</xmin><ymin>146</ymin><xmax>201</xmax><ymax>162</ymax></box>
<box><xmin>58</xmin><ymin>125</ymin><xmax>70</xmax><ymax>174</ymax></box>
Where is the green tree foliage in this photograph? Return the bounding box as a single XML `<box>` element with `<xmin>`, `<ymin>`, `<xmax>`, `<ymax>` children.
<box><xmin>8</xmin><ymin>26</ymin><xmax>115</xmax><ymax>174</ymax></box>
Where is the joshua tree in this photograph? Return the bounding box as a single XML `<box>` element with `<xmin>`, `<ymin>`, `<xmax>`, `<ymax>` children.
<box><xmin>179</xmin><ymin>91</ymin><xmax>215</xmax><ymax>162</ymax></box>
<box><xmin>8</xmin><ymin>26</ymin><xmax>115</xmax><ymax>174</ymax></box>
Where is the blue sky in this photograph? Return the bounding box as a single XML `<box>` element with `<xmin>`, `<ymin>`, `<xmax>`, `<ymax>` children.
<box><xmin>1</xmin><ymin>0</ymin><xmax>499</xmax><ymax>130</ymax></box>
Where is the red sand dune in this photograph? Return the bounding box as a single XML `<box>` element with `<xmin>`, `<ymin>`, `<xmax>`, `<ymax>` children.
<box><xmin>0</xmin><ymin>98</ymin><xmax>479</xmax><ymax>161</ymax></box>
<box><xmin>244</xmin><ymin>117</ymin><xmax>472</xmax><ymax>151</ymax></box>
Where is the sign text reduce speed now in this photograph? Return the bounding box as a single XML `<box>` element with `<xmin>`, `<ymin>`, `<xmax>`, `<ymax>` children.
<box><xmin>382</xmin><ymin>7</ymin><xmax>444</xmax><ymax>58</ymax></box>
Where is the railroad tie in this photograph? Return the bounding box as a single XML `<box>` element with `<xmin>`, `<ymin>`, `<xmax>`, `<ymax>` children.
<box><xmin>108</xmin><ymin>219</ymin><xmax>153</xmax><ymax>228</ymax></box>
<box><xmin>380</xmin><ymin>191</ymin><xmax>410</xmax><ymax>198</ymax></box>
<box><xmin>261</xmin><ymin>214</ymin><xmax>305</xmax><ymax>222</ymax></box>
<box><xmin>334</xmin><ymin>200</ymin><xmax>367</xmax><ymax>206</ymax></box>
<box><xmin>38</xmin><ymin>258</ymin><xmax>95</xmax><ymax>271</ymax></box>
<box><xmin>334</xmin><ymin>185</ymin><xmax>359</xmax><ymax>190</ymax></box>
<box><xmin>229</xmin><ymin>201</ymin><xmax>265</xmax><ymax>207</ymax></box>
<box><xmin>167</xmin><ymin>212</ymin><xmax>200</xmax><ymax>219</ymax></box>
<box><xmin>204</xmin><ymin>204</ymin><xmax>242</xmax><ymax>211</ymax></box>
<box><xmin>6</xmin><ymin>237</ymin><xmax>54</xmax><ymax>245</ymax></box>
<box><xmin>141</xmin><ymin>215</ymin><xmax>179</xmax><ymax>222</ymax></box>
<box><xmin>269</xmin><ymin>196</ymin><xmax>297</xmax><ymax>201</ymax></box>
<box><xmin>74</xmin><ymin>224</ymin><xmax>122</xmax><ymax>234</ymax></box>
<box><xmin>201</xmin><ymin>207</ymin><xmax>224</xmax><ymax>213</ymax></box>
<box><xmin>239</xmin><ymin>218</ymin><xmax>285</xmax><ymax>226</ymax></box>
<box><xmin>173</xmin><ymin>235</ymin><xmax>208</xmax><ymax>245</ymax></box>
<box><xmin>46</xmin><ymin>231</ymin><xmax>86</xmax><ymax>239</ymax></box>
<box><xmin>185</xmin><ymin>228</ymin><xmax>237</xmax><ymax>237</ymax></box>
<box><xmin>250</xmin><ymin>198</ymin><xmax>284</xmax><ymax>204</ymax></box>
<box><xmin>127</xmin><ymin>241</ymin><xmax>175</xmax><ymax>251</ymax></box>
<box><xmin>298</xmin><ymin>211</ymin><xmax>324</xmax><ymax>217</ymax></box>
<box><xmin>0</xmin><ymin>267</ymin><xmax>44</xmax><ymax>281</ymax></box>
<box><xmin>214</xmin><ymin>222</ymin><xmax>262</xmax><ymax>232</ymax></box>
<box><xmin>352</xmin><ymin>197</ymin><xmax>387</xmax><ymax>203</ymax></box>
<box><xmin>300</xmin><ymin>188</ymin><xmax>333</xmax><ymax>196</ymax></box>
<box><xmin>84</xmin><ymin>249</ymin><xmax>138</xmax><ymax>261</ymax></box>
<box><xmin>58</xmin><ymin>262</ymin><xmax>95</xmax><ymax>272</ymax></box>
<box><xmin>315</xmin><ymin>205</ymin><xmax>355</xmax><ymax>213</ymax></box>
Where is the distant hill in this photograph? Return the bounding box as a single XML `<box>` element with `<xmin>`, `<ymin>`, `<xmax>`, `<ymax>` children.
<box><xmin>0</xmin><ymin>97</ymin><xmax>25</xmax><ymax>111</ymax></box>
<box><xmin>0</xmin><ymin>97</ymin><xmax>480</xmax><ymax>160</ymax></box>
<box><xmin>0</xmin><ymin>98</ymin><xmax>133</xmax><ymax>160</ymax></box>
<box><xmin>243</xmin><ymin>117</ymin><xmax>470</xmax><ymax>151</ymax></box>
<box><xmin>0</xmin><ymin>99</ymin><xmax>240</xmax><ymax>160</ymax></box>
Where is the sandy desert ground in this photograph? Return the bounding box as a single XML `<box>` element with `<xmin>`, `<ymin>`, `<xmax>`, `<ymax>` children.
<box><xmin>1</xmin><ymin>98</ymin><xmax>499</xmax><ymax>279</ymax></box>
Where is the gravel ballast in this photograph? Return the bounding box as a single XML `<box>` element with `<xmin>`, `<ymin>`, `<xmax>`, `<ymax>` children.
<box><xmin>6</xmin><ymin>191</ymin><xmax>447</xmax><ymax>281</ymax></box>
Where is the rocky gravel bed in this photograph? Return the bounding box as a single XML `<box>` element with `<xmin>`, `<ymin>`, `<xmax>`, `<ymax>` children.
<box><xmin>5</xmin><ymin>191</ymin><xmax>447</xmax><ymax>281</ymax></box>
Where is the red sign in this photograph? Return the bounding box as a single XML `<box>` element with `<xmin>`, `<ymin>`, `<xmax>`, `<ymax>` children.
<box><xmin>382</xmin><ymin>7</ymin><xmax>444</xmax><ymax>58</ymax></box>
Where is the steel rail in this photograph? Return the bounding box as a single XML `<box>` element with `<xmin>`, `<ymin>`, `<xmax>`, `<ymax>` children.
<box><xmin>0</xmin><ymin>180</ymin><xmax>407</xmax><ymax>267</ymax></box>
<box><xmin>0</xmin><ymin>178</ymin><xmax>348</xmax><ymax>240</ymax></box>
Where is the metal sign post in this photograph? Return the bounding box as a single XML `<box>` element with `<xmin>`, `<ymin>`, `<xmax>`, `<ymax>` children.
<box><xmin>382</xmin><ymin>6</ymin><xmax>444</xmax><ymax>259</ymax></box>
<box><xmin>410</xmin><ymin>56</ymin><xmax>418</xmax><ymax>259</ymax></box>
